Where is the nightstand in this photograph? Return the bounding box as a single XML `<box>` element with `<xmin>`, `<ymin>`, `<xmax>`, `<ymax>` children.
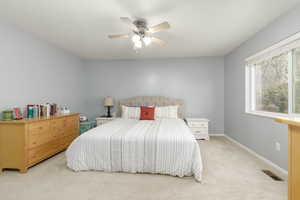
<box><xmin>96</xmin><ymin>117</ymin><xmax>115</xmax><ymax>126</ymax></box>
<box><xmin>80</xmin><ymin>120</ymin><xmax>97</xmax><ymax>134</ymax></box>
<box><xmin>185</xmin><ymin>118</ymin><xmax>209</xmax><ymax>140</ymax></box>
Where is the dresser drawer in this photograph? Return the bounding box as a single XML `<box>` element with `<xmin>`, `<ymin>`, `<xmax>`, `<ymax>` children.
<box><xmin>51</xmin><ymin>119</ymin><xmax>64</xmax><ymax>128</ymax></box>
<box><xmin>28</xmin><ymin>121</ymin><xmax>50</xmax><ymax>132</ymax></box>
<box><xmin>64</xmin><ymin>128</ymin><xmax>78</xmax><ymax>137</ymax></box>
<box><xmin>28</xmin><ymin>140</ymin><xmax>60</xmax><ymax>165</ymax></box>
<box><xmin>60</xmin><ymin>135</ymin><xmax>76</xmax><ymax>149</ymax></box>
<box><xmin>64</xmin><ymin>117</ymin><xmax>78</xmax><ymax>133</ymax></box>
<box><xmin>28</xmin><ymin>122</ymin><xmax>50</xmax><ymax>148</ymax></box>
<box><xmin>50</xmin><ymin>119</ymin><xmax>65</xmax><ymax>139</ymax></box>
<box><xmin>66</xmin><ymin>117</ymin><xmax>78</xmax><ymax>127</ymax></box>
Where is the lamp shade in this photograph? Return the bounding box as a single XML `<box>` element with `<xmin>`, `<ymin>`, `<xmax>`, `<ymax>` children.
<box><xmin>104</xmin><ymin>96</ymin><xmax>114</xmax><ymax>106</ymax></box>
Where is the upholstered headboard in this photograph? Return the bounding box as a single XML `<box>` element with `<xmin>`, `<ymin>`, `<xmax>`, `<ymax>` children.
<box><xmin>116</xmin><ymin>96</ymin><xmax>185</xmax><ymax>119</ymax></box>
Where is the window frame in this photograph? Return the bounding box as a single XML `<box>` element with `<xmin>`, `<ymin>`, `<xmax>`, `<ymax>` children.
<box><xmin>245</xmin><ymin>51</ymin><xmax>300</xmax><ymax>118</ymax></box>
<box><xmin>245</xmin><ymin>32</ymin><xmax>300</xmax><ymax>118</ymax></box>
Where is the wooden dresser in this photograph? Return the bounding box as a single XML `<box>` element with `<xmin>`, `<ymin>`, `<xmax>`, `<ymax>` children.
<box><xmin>0</xmin><ymin>113</ymin><xmax>79</xmax><ymax>173</ymax></box>
<box><xmin>275</xmin><ymin>118</ymin><xmax>300</xmax><ymax>200</ymax></box>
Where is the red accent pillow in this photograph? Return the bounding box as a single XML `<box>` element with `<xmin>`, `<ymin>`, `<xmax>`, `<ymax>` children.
<box><xmin>140</xmin><ymin>107</ymin><xmax>155</xmax><ymax>120</ymax></box>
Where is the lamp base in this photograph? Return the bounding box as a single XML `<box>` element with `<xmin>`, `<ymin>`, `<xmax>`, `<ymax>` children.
<box><xmin>106</xmin><ymin>106</ymin><xmax>112</xmax><ymax>118</ymax></box>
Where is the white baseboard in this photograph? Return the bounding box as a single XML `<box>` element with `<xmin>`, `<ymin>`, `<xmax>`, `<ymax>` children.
<box><xmin>224</xmin><ymin>134</ymin><xmax>288</xmax><ymax>176</ymax></box>
<box><xmin>209</xmin><ymin>134</ymin><xmax>225</xmax><ymax>136</ymax></box>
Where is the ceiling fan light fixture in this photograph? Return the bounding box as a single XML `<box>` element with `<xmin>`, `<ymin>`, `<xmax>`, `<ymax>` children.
<box><xmin>108</xmin><ymin>17</ymin><xmax>169</xmax><ymax>50</ymax></box>
<box><xmin>132</xmin><ymin>34</ymin><xmax>140</xmax><ymax>43</ymax></box>
<box><xmin>143</xmin><ymin>37</ymin><xmax>152</xmax><ymax>46</ymax></box>
<box><xmin>134</xmin><ymin>40</ymin><xmax>142</xmax><ymax>49</ymax></box>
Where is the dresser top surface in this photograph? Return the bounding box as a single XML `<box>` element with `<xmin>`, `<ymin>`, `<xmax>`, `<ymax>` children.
<box><xmin>0</xmin><ymin>113</ymin><xmax>79</xmax><ymax>124</ymax></box>
<box><xmin>275</xmin><ymin>117</ymin><xmax>300</xmax><ymax>127</ymax></box>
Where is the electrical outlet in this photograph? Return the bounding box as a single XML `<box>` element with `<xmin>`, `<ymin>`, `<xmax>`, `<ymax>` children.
<box><xmin>275</xmin><ymin>142</ymin><xmax>281</xmax><ymax>151</ymax></box>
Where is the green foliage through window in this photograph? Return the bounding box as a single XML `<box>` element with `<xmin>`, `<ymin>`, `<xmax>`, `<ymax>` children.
<box><xmin>254</xmin><ymin>53</ymin><xmax>288</xmax><ymax>113</ymax></box>
<box><xmin>293</xmin><ymin>49</ymin><xmax>300</xmax><ymax>113</ymax></box>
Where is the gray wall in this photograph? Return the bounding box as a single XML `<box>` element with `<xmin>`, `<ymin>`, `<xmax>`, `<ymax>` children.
<box><xmin>84</xmin><ymin>58</ymin><xmax>224</xmax><ymax>135</ymax></box>
<box><xmin>224</xmin><ymin>4</ymin><xmax>300</xmax><ymax>170</ymax></box>
<box><xmin>0</xmin><ymin>24</ymin><xmax>87</xmax><ymax>118</ymax></box>
<box><xmin>2</xmin><ymin>3</ymin><xmax>298</xmax><ymax>171</ymax></box>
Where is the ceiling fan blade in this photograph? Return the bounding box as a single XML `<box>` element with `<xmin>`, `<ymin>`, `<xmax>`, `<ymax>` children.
<box><xmin>108</xmin><ymin>34</ymin><xmax>130</xmax><ymax>39</ymax></box>
<box><xmin>120</xmin><ymin>17</ymin><xmax>137</xmax><ymax>30</ymax></box>
<box><xmin>151</xmin><ymin>37</ymin><xmax>167</xmax><ymax>46</ymax></box>
<box><xmin>149</xmin><ymin>22</ymin><xmax>170</xmax><ymax>33</ymax></box>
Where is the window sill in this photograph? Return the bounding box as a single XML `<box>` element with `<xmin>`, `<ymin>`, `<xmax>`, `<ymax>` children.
<box><xmin>245</xmin><ymin>111</ymin><xmax>289</xmax><ymax>119</ymax></box>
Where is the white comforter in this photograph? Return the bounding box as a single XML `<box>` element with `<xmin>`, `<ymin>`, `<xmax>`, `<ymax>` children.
<box><xmin>66</xmin><ymin>118</ymin><xmax>203</xmax><ymax>181</ymax></box>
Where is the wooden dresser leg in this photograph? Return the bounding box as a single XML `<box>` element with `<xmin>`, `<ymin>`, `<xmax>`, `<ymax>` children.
<box><xmin>20</xmin><ymin>168</ymin><xmax>28</xmax><ymax>173</ymax></box>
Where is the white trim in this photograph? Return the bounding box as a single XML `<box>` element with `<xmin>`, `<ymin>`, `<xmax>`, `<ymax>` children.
<box><xmin>224</xmin><ymin>134</ymin><xmax>288</xmax><ymax>177</ymax></box>
<box><xmin>245</xmin><ymin>65</ymin><xmax>251</xmax><ymax>113</ymax></box>
<box><xmin>209</xmin><ymin>134</ymin><xmax>225</xmax><ymax>137</ymax></box>
<box><xmin>245</xmin><ymin>110</ymin><xmax>300</xmax><ymax>119</ymax></box>
<box><xmin>245</xmin><ymin>111</ymin><xmax>288</xmax><ymax>119</ymax></box>
<box><xmin>288</xmin><ymin>51</ymin><xmax>293</xmax><ymax>113</ymax></box>
<box><xmin>246</xmin><ymin>31</ymin><xmax>300</xmax><ymax>62</ymax></box>
<box><xmin>292</xmin><ymin>49</ymin><xmax>296</xmax><ymax>112</ymax></box>
<box><xmin>250</xmin><ymin>66</ymin><xmax>256</xmax><ymax>111</ymax></box>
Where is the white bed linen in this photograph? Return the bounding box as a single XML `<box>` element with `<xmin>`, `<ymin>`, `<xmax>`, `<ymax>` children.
<box><xmin>66</xmin><ymin>118</ymin><xmax>203</xmax><ymax>181</ymax></box>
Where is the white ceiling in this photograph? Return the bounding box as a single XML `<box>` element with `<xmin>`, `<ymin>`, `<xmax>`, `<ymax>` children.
<box><xmin>0</xmin><ymin>0</ymin><xmax>299</xmax><ymax>60</ymax></box>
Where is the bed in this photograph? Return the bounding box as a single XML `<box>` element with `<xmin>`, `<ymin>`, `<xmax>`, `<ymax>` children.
<box><xmin>66</xmin><ymin>96</ymin><xmax>203</xmax><ymax>181</ymax></box>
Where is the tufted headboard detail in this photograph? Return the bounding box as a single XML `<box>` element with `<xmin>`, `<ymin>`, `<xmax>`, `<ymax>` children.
<box><xmin>116</xmin><ymin>96</ymin><xmax>185</xmax><ymax>119</ymax></box>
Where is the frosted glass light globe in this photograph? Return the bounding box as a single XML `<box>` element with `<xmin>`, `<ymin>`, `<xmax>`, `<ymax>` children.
<box><xmin>134</xmin><ymin>40</ymin><xmax>142</xmax><ymax>48</ymax></box>
<box><xmin>143</xmin><ymin>37</ymin><xmax>152</xmax><ymax>46</ymax></box>
<box><xmin>132</xmin><ymin>34</ymin><xmax>140</xmax><ymax>43</ymax></box>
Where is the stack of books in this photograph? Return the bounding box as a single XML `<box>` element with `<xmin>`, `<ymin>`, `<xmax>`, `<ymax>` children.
<box><xmin>26</xmin><ymin>103</ymin><xmax>57</xmax><ymax>118</ymax></box>
<box><xmin>1</xmin><ymin>103</ymin><xmax>70</xmax><ymax>120</ymax></box>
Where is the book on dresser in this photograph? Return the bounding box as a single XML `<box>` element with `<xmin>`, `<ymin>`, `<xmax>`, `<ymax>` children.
<box><xmin>0</xmin><ymin>113</ymin><xmax>80</xmax><ymax>173</ymax></box>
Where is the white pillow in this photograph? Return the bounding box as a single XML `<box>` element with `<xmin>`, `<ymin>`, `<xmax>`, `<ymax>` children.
<box><xmin>121</xmin><ymin>105</ymin><xmax>140</xmax><ymax>119</ymax></box>
<box><xmin>155</xmin><ymin>105</ymin><xmax>178</xmax><ymax>119</ymax></box>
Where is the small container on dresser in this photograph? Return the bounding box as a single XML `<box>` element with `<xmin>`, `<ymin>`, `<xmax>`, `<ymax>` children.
<box><xmin>96</xmin><ymin>117</ymin><xmax>115</xmax><ymax>126</ymax></box>
<box><xmin>185</xmin><ymin>118</ymin><xmax>209</xmax><ymax>140</ymax></box>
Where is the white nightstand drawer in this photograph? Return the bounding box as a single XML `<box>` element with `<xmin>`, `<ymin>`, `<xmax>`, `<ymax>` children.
<box><xmin>194</xmin><ymin>133</ymin><xmax>209</xmax><ymax>140</ymax></box>
<box><xmin>188</xmin><ymin>121</ymin><xmax>208</xmax><ymax>128</ymax></box>
<box><xmin>97</xmin><ymin>121</ymin><xmax>105</xmax><ymax>126</ymax></box>
<box><xmin>190</xmin><ymin>127</ymin><xmax>208</xmax><ymax>134</ymax></box>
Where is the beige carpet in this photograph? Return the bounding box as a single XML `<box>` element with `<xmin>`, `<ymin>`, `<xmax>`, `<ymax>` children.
<box><xmin>0</xmin><ymin>136</ymin><xmax>287</xmax><ymax>200</ymax></box>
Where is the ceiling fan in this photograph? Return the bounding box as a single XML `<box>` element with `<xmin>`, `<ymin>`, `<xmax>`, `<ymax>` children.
<box><xmin>108</xmin><ymin>17</ymin><xmax>170</xmax><ymax>50</ymax></box>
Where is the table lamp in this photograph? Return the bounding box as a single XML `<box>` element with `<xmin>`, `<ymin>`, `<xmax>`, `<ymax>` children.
<box><xmin>104</xmin><ymin>96</ymin><xmax>114</xmax><ymax>118</ymax></box>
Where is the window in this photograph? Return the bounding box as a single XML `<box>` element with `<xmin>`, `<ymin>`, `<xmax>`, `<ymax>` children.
<box><xmin>246</xmin><ymin>33</ymin><xmax>300</xmax><ymax>118</ymax></box>
<box><xmin>293</xmin><ymin>48</ymin><xmax>300</xmax><ymax>113</ymax></box>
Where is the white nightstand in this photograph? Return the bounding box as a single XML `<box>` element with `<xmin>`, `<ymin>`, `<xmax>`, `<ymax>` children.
<box><xmin>185</xmin><ymin>118</ymin><xmax>209</xmax><ymax>140</ymax></box>
<box><xmin>96</xmin><ymin>117</ymin><xmax>115</xmax><ymax>126</ymax></box>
